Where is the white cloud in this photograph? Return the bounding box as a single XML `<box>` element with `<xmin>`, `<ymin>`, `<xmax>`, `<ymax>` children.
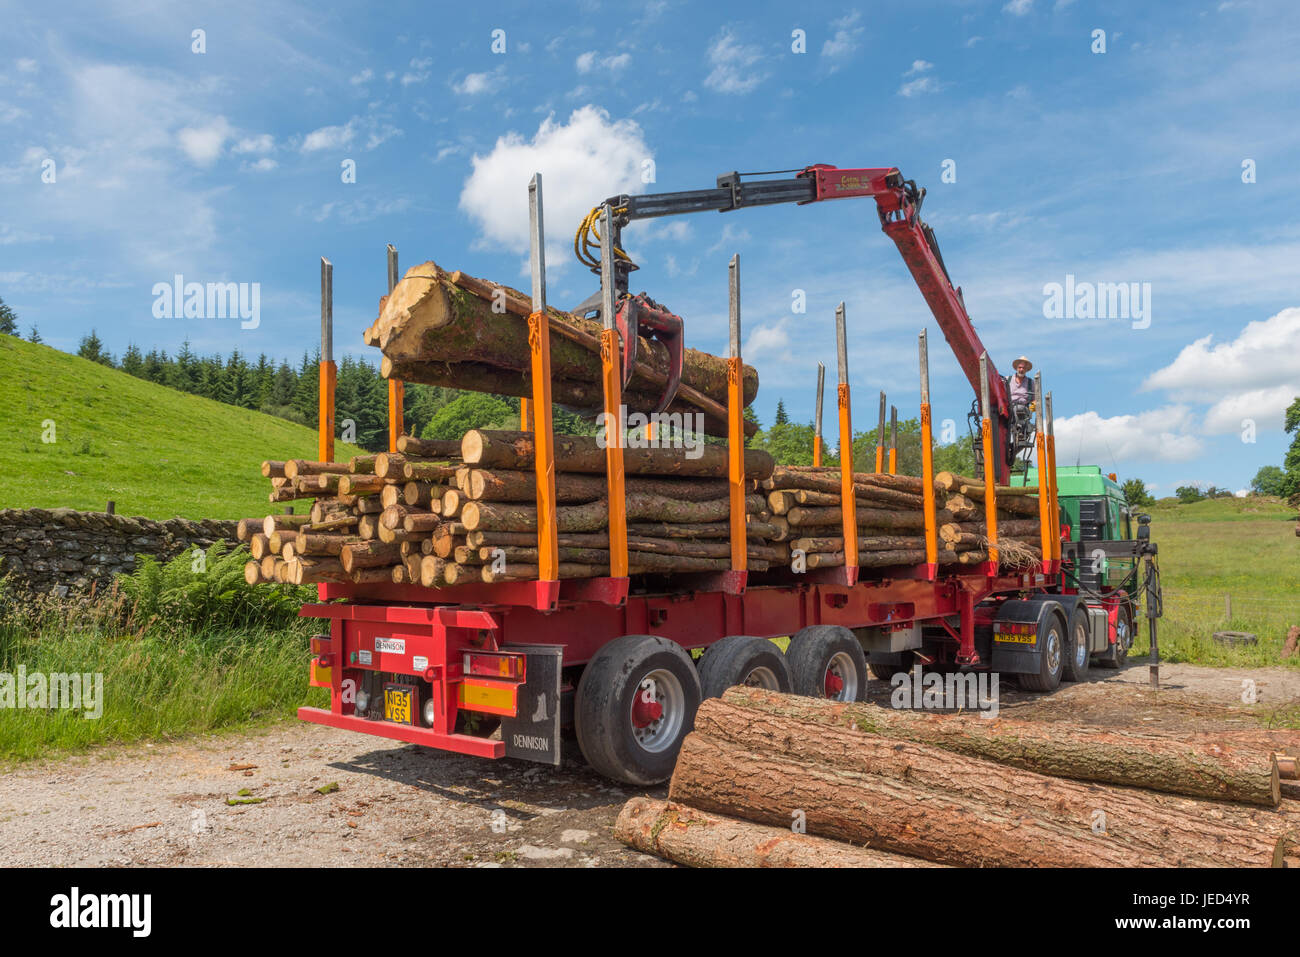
<box><xmin>402</xmin><ymin>57</ymin><xmax>432</xmax><ymax>86</ymax></box>
<box><xmin>899</xmin><ymin>76</ymin><xmax>940</xmax><ymax>97</ymax></box>
<box><xmin>350</xmin><ymin>68</ymin><xmax>373</xmax><ymax>85</ymax></box>
<box><xmin>576</xmin><ymin>51</ymin><xmax>632</xmax><ymax>74</ymax></box>
<box><xmin>301</xmin><ymin>121</ymin><xmax>355</xmax><ymax>152</ymax></box>
<box><xmin>177</xmin><ymin>115</ymin><xmax>232</xmax><ymax>166</ymax></box>
<box><xmin>1143</xmin><ymin>306</ymin><xmax>1300</xmax><ymax>399</ymax></box>
<box><xmin>459</xmin><ymin>106</ymin><xmax>653</xmax><ymax>268</ymax></box>
<box><xmin>905</xmin><ymin>59</ymin><xmax>933</xmax><ymax>75</ymax></box>
<box><xmin>242</xmin><ymin>157</ymin><xmax>278</xmax><ymax>172</ymax></box>
<box><xmin>744</xmin><ymin>317</ymin><xmax>792</xmax><ymax>362</ymax></box>
<box><xmin>1202</xmin><ymin>385</ymin><xmax>1298</xmax><ymax>434</ymax></box>
<box><xmin>1004</xmin><ymin>0</ymin><xmax>1034</xmax><ymax>14</ymax></box>
<box><xmin>232</xmin><ymin>133</ymin><xmax>274</xmax><ymax>154</ymax></box>
<box><xmin>703</xmin><ymin>29</ymin><xmax>764</xmax><ymax>94</ymax></box>
<box><xmin>1054</xmin><ymin>405</ymin><xmax>1205</xmax><ymax>464</ymax></box>
<box><xmin>454</xmin><ymin>68</ymin><xmax>505</xmax><ymax>95</ymax></box>
<box><xmin>16</xmin><ymin>58</ymin><xmax>38</xmax><ymax>73</ymax></box>
<box><xmin>821</xmin><ymin>11</ymin><xmax>863</xmax><ymax>60</ymax></box>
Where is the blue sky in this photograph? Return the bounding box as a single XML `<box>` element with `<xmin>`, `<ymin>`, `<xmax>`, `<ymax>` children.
<box><xmin>2</xmin><ymin>0</ymin><xmax>1298</xmax><ymax>494</ymax></box>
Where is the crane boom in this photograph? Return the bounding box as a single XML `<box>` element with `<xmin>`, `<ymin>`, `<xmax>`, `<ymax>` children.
<box><xmin>595</xmin><ymin>164</ymin><xmax>1015</xmax><ymax>483</ymax></box>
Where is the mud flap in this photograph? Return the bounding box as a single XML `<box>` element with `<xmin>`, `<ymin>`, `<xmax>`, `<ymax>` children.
<box><xmin>500</xmin><ymin>645</ymin><xmax>563</xmax><ymax>765</ymax></box>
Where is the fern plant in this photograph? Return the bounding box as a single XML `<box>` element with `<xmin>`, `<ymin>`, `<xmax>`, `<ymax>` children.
<box><xmin>116</xmin><ymin>542</ymin><xmax>313</xmax><ymax>633</ymax></box>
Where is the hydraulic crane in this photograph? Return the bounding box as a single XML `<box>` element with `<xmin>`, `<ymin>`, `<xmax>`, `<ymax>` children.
<box><xmin>574</xmin><ymin>164</ymin><xmax>1026</xmax><ymax>483</ymax></box>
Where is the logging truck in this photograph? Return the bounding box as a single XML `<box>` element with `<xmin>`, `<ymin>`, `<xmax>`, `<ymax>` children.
<box><xmin>296</xmin><ymin>165</ymin><xmax>1162</xmax><ymax>785</ymax></box>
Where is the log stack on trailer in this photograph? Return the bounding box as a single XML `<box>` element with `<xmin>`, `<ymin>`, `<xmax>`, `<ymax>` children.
<box><xmin>616</xmin><ymin>687</ymin><xmax>1300</xmax><ymax>868</ymax></box>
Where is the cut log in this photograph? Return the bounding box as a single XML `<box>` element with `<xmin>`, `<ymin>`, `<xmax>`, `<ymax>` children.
<box><xmin>380</xmin><ymin>505</ymin><xmax>409</xmax><ymax>531</ymax></box>
<box><xmin>940</xmin><ymin>519</ymin><xmax>1039</xmax><ymax>543</ymax></box>
<box><xmin>462</xmin><ymin>429</ymin><xmax>774</xmax><ymax>479</ymax></box>
<box><xmin>402</xmin><ymin>512</ymin><xmax>442</xmax><ymax>534</ymax></box>
<box><xmin>461</xmin><ymin>493</ymin><xmax>766</xmax><ymax>532</ymax></box>
<box><xmin>286</xmin><ymin>556</ymin><xmax>349</xmax><ymax>585</ymax></box>
<box><xmin>340</xmin><ymin>541</ymin><xmax>402</xmax><ymax>573</ymax></box>
<box><xmin>403</xmin><ymin>482</ymin><xmax>436</xmax><ymax>508</ymax></box>
<box><xmin>403</xmin><ymin>462</ymin><xmax>461</xmax><ymax>483</ymax></box>
<box><xmin>243</xmin><ymin>560</ymin><xmax>265</xmax><ymax>585</ymax></box>
<box><xmin>466</xmin><ymin>468</ymin><xmax>732</xmax><ymax>503</ymax></box>
<box><xmin>338</xmin><ymin>474</ymin><xmax>387</xmax><ymax>496</ymax></box>
<box><xmin>670</xmin><ymin>728</ymin><xmax>1291</xmax><ymax>868</ymax></box>
<box><xmin>419</xmin><ymin>556</ymin><xmax>448</xmax><ymax>587</ymax></box>
<box><xmin>785</xmin><ymin>506</ymin><xmax>954</xmax><ymax>529</ymax></box>
<box><xmin>431</xmin><ymin>523</ymin><xmax>466</xmax><ymax>558</ymax></box>
<box><xmin>283</xmin><ymin>459</ymin><xmax>351</xmax><ymax>481</ymax></box>
<box><xmin>718</xmin><ymin>687</ymin><xmax>1282</xmax><ymax>806</ymax></box>
<box><xmin>615</xmin><ymin>797</ymin><xmax>942</xmax><ymax>868</ymax></box>
<box><xmin>397</xmin><ymin>435</ymin><xmax>462</xmax><ymax>459</ymax></box>
<box><xmin>262</xmin><ymin>514</ymin><xmax>312</xmax><ymax>537</ymax></box>
<box><xmin>261</xmin><ymin>461</ymin><xmax>286</xmax><ymax>479</ymax></box>
<box><xmin>349</xmin><ymin>454</ymin><xmax>378</xmax><ymax>475</ymax></box>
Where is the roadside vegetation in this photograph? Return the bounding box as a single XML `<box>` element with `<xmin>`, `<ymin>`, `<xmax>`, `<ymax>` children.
<box><xmin>0</xmin><ymin>543</ymin><xmax>327</xmax><ymax>763</ymax></box>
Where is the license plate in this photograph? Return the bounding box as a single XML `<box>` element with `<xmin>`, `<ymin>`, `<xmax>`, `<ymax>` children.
<box><xmin>383</xmin><ymin>684</ymin><xmax>416</xmax><ymax>724</ymax></box>
<box><xmin>995</xmin><ymin>633</ymin><xmax>1036</xmax><ymax>644</ymax></box>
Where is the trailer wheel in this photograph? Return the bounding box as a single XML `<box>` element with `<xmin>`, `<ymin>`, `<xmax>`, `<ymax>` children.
<box><xmin>786</xmin><ymin>625</ymin><xmax>868</xmax><ymax>702</ymax></box>
<box><xmin>698</xmin><ymin>635</ymin><xmax>792</xmax><ymax>699</ymax></box>
<box><xmin>1060</xmin><ymin>607</ymin><xmax>1092</xmax><ymax>682</ymax></box>
<box><xmin>1096</xmin><ymin>603</ymin><xmax>1135</xmax><ymax>669</ymax></box>
<box><xmin>1018</xmin><ymin>611</ymin><xmax>1066</xmax><ymax>692</ymax></box>
<box><xmin>574</xmin><ymin>634</ymin><xmax>701</xmax><ymax>786</ymax></box>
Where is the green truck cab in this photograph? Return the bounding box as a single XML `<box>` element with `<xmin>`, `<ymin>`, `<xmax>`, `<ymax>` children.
<box><xmin>1016</xmin><ymin>465</ymin><xmax>1135</xmax><ymax>589</ymax></box>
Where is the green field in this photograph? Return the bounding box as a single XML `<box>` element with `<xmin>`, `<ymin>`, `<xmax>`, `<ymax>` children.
<box><xmin>1130</xmin><ymin>495</ymin><xmax>1300</xmax><ymax>669</ymax></box>
<box><xmin>1</xmin><ymin>335</ymin><xmax>363</xmax><ymax>519</ymax></box>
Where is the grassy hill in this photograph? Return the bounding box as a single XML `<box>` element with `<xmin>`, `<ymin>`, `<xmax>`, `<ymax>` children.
<box><xmin>1</xmin><ymin>335</ymin><xmax>364</xmax><ymax>519</ymax></box>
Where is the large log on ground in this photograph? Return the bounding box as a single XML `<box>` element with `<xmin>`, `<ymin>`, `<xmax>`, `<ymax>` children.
<box><xmin>719</xmin><ymin>687</ymin><xmax>1282</xmax><ymax>806</ymax></box>
<box><xmin>461</xmin><ymin>494</ymin><xmax>766</xmax><ymax>533</ymax></box>
<box><xmin>462</xmin><ymin>430</ymin><xmax>773</xmax><ymax>479</ymax></box>
<box><xmin>669</xmin><ymin>729</ymin><xmax>1292</xmax><ymax>867</ymax></box>
<box><xmin>615</xmin><ymin>797</ymin><xmax>942</xmax><ymax>868</ymax></box>
<box><xmin>366</xmin><ymin>262</ymin><xmax>757</xmax><ymax>432</ymax></box>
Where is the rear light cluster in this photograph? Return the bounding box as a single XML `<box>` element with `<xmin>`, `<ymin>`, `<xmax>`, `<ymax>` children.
<box><xmin>994</xmin><ymin>621</ymin><xmax>1036</xmax><ymax>636</ymax></box>
<box><xmin>463</xmin><ymin>652</ymin><xmax>526</xmax><ymax>681</ymax></box>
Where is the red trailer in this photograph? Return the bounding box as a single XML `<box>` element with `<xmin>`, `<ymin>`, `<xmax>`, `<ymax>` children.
<box><xmin>296</xmin><ymin>165</ymin><xmax>1154</xmax><ymax>784</ymax></box>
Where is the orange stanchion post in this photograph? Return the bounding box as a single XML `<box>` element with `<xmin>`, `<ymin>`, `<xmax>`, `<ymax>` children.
<box><xmin>875</xmin><ymin>391</ymin><xmax>886</xmax><ymax>474</ymax></box>
<box><xmin>727</xmin><ymin>255</ymin><xmax>747</xmax><ymax>573</ymax></box>
<box><xmin>386</xmin><ymin>245</ymin><xmax>403</xmax><ymax>452</ymax></box>
<box><xmin>1034</xmin><ymin>373</ymin><xmax>1052</xmax><ymax>576</ymax></box>
<box><xmin>319</xmin><ymin>257</ymin><xmax>335</xmax><ymax>463</ymax></box>
<box><xmin>1046</xmin><ymin>392</ymin><xmax>1061</xmax><ymax>572</ymax></box>
<box><xmin>888</xmin><ymin>405</ymin><xmax>898</xmax><ymax>475</ymax></box>
<box><xmin>919</xmin><ymin>331</ymin><xmax>938</xmax><ymax>581</ymax></box>
<box><xmin>835</xmin><ymin>304</ymin><xmax>858</xmax><ymax>585</ymax></box>
<box><xmin>527</xmin><ymin>175</ymin><xmax>559</xmax><ymax>584</ymax></box>
<box><xmin>599</xmin><ymin>206</ymin><xmax>628</xmax><ymax>578</ymax></box>
<box><xmin>979</xmin><ymin>353</ymin><xmax>999</xmax><ymax>576</ymax></box>
<box><xmin>520</xmin><ymin>397</ymin><xmax>532</xmax><ymax>431</ymax></box>
<box><xmin>812</xmin><ymin>361</ymin><xmax>825</xmax><ymax>467</ymax></box>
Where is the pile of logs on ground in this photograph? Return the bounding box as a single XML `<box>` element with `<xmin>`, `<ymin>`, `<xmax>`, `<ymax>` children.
<box><xmin>615</xmin><ymin>687</ymin><xmax>1300</xmax><ymax>868</ymax></box>
<box><xmin>241</xmin><ymin>429</ymin><xmax>791</xmax><ymax>587</ymax></box>
<box><xmin>763</xmin><ymin>466</ymin><xmax>1044</xmax><ymax>569</ymax></box>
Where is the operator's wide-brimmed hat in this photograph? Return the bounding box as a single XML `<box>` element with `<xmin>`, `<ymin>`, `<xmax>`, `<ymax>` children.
<box><xmin>1012</xmin><ymin>355</ymin><xmax>1032</xmax><ymax>371</ymax></box>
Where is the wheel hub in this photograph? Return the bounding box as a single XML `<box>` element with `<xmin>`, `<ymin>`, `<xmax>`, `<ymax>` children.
<box><xmin>631</xmin><ymin>690</ymin><xmax>663</xmax><ymax>728</ymax></box>
<box><xmin>824</xmin><ymin>668</ymin><xmax>844</xmax><ymax>696</ymax></box>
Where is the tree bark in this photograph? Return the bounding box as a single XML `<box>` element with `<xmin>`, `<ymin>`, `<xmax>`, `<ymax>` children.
<box><xmin>396</xmin><ymin>435</ymin><xmax>462</xmax><ymax>459</ymax></box>
<box><xmin>669</xmin><ymin>729</ymin><xmax>1291</xmax><ymax>868</ymax></box>
<box><xmin>785</xmin><ymin>506</ymin><xmax>955</xmax><ymax>529</ymax></box>
<box><xmin>466</xmin><ymin>468</ymin><xmax>733</xmax><ymax>503</ymax></box>
<box><xmin>462</xmin><ymin>429</ymin><xmax>774</xmax><ymax>479</ymax></box>
<box><xmin>615</xmin><ymin>797</ymin><xmax>942</xmax><ymax>868</ymax></box>
<box><xmin>461</xmin><ymin>493</ymin><xmax>765</xmax><ymax>532</ymax></box>
<box><xmin>366</xmin><ymin>262</ymin><xmax>759</xmax><ymax>431</ymax></box>
<box><xmin>283</xmin><ymin>460</ymin><xmax>351</xmax><ymax>481</ymax></box>
<box><xmin>718</xmin><ymin>687</ymin><xmax>1283</xmax><ymax>806</ymax></box>
<box><xmin>940</xmin><ymin>519</ymin><xmax>1040</xmax><ymax>543</ymax></box>
<box><xmin>340</xmin><ymin>541</ymin><xmax>402</xmax><ymax>573</ymax></box>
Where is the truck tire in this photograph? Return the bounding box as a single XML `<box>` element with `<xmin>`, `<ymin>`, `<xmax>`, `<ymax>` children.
<box><xmin>698</xmin><ymin>635</ymin><xmax>792</xmax><ymax>699</ymax></box>
<box><xmin>1018</xmin><ymin>611</ymin><xmax>1066</xmax><ymax>692</ymax></box>
<box><xmin>1097</xmin><ymin>603</ymin><xmax>1135</xmax><ymax>669</ymax></box>
<box><xmin>786</xmin><ymin>625</ymin><xmax>868</xmax><ymax>702</ymax></box>
<box><xmin>1060</xmin><ymin>607</ymin><xmax>1092</xmax><ymax>683</ymax></box>
<box><xmin>574</xmin><ymin>634</ymin><xmax>701</xmax><ymax>786</ymax></box>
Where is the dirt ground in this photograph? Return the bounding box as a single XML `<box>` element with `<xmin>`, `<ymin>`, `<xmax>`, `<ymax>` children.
<box><xmin>2</xmin><ymin>660</ymin><xmax>1296</xmax><ymax>868</ymax></box>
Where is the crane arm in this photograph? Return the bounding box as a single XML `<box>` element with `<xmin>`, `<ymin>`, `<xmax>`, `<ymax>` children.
<box><xmin>598</xmin><ymin>164</ymin><xmax>1012</xmax><ymax>480</ymax></box>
